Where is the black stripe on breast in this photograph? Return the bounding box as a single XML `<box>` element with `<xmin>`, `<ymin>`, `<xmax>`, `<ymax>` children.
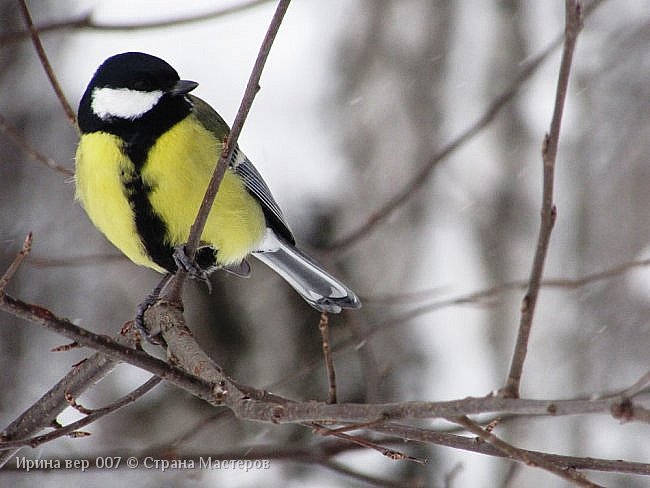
<box><xmin>122</xmin><ymin>171</ymin><xmax>177</xmax><ymax>272</ymax></box>
<box><xmin>116</xmin><ymin>96</ymin><xmax>193</xmax><ymax>272</ymax></box>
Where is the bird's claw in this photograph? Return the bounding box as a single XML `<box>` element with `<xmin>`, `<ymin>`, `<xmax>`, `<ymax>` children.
<box><xmin>172</xmin><ymin>245</ymin><xmax>212</xmax><ymax>293</ymax></box>
<box><xmin>134</xmin><ymin>273</ymin><xmax>173</xmax><ymax>345</ymax></box>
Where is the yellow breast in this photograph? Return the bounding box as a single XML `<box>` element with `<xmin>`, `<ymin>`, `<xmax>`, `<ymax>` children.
<box><xmin>75</xmin><ymin>132</ymin><xmax>161</xmax><ymax>270</ymax></box>
<box><xmin>74</xmin><ymin>117</ymin><xmax>267</xmax><ymax>272</ymax></box>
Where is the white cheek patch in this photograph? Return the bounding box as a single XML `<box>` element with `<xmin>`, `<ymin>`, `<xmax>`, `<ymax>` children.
<box><xmin>91</xmin><ymin>87</ymin><xmax>164</xmax><ymax>121</ymax></box>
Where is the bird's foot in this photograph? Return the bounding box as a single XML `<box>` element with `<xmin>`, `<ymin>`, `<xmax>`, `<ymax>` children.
<box><xmin>172</xmin><ymin>245</ymin><xmax>213</xmax><ymax>293</ymax></box>
<box><xmin>135</xmin><ymin>273</ymin><xmax>173</xmax><ymax>345</ymax></box>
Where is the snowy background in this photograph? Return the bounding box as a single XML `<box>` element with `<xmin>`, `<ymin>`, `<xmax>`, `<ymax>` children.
<box><xmin>1</xmin><ymin>0</ymin><xmax>650</xmax><ymax>486</ymax></box>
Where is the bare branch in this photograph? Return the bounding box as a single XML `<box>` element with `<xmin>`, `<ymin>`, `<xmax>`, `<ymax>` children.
<box><xmin>0</xmin><ymin>233</ymin><xmax>32</xmax><ymax>293</ymax></box>
<box><xmin>501</xmin><ymin>0</ymin><xmax>583</xmax><ymax>399</ymax></box>
<box><xmin>374</xmin><ymin>422</ymin><xmax>650</xmax><ymax>476</ymax></box>
<box><xmin>327</xmin><ymin>0</ymin><xmax>606</xmax><ymax>253</ymax></box>
<box><xmin>5</xmin><ymin>288</ymin><xmax>650</xmax><ymax>425</ymax></box>
<box><xmin>0</xmin><ymin>113</ymin><xmax>73</xmax><ymax>176</ymax></box>
<box><xmin>0</xmin><ymin>323</ymin><xmax>139</xmax><ymax>467</ymax></box>
<box><xmin>0</xmin><ymin>293</ymin><xmax>221</xmax><ymax>405</ymax></box>
<box><xmin>6</xmin><ymin>427</ymin><xmax>650</xmax><ymax>479</ymax></box>
<box><xmin>0</xmin><ymin>376</ymin><xmax>160</xmax><ymax>450</ymax></box>
<box><xmin>17</xmin><ymin>0</ymin><xmax>77</xmax><ymax>127</ymax></box>
<box><xmin>318</xmin><ymin>312</ymin><xmax>337</xmax><ymax>404</ymax></box>
<box><xmin>0</xmin><ymin>1</ymin><xmax>274</xmax><ymax>46</ymax></box>
<box><xmin>182</xmin><ymin>0</ymin><xmax>291</xmax><ymax>260</ymax></box>
<box><xmin>25</xmin><ymin>253</ymin><xmax>125</xmax><ymax>269</ymax></box>
<box><xmin>159</xmin><ymin>0</ymin><xmax>292</xmax><ymax>309</ymax></box>
<box><xmin>450</xmin><ymin>415</ymin><xmax>602</xmax><ymax>487</ymax></box>
<box><xmin>311</xmin><ymin>422</ymin><xmax>425</xmax><ymax>464</ymax></box>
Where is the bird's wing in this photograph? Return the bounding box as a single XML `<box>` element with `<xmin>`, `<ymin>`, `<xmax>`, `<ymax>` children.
<box><xmin>230</xmin><ymin>148</ymin><xmax>295</xmax><ymax>244</ymax></box>
<box><xmin>189</xmin><ymin>95</ymin><xmax>295</xmax><ymax>245</ymax></box>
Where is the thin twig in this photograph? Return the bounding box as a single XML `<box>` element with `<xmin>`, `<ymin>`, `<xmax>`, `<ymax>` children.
<box><xmin>450</xmin><ymin>415</ymin><xmax>602</xmax><ymax>487</ymax></box>
<box><xmin>26</xmin><ymin>253</ymin><xmax>125</xmax><ymax>268</ymax></box>
<box><xmin>162</xmin><ymin>0</ymin><xmax>291</xmax><ymax>305</ymax></box>
<box><xmin>618</xmin><ymin>370</ymin><xmax>650</xmax><ymax>399</ymax></box>
<box><xmin>0</xmin><ymin>233</ymin><xmax>32</xmax><ymax>293</ymax></box>
<box><xmin>501</xmin><ymin>0</ymin><xmax>583</xmax><ymax>399</ymax></box>
<box><xmin>316</xmin><ymin>417</ymin><xmax>390</xmax><ymax>435</ymax></box>
<box><xmin>0</xmin><ymin>377</ymin><xmax>161</xmax><ymax>450</ymax></box>
<box><xmin>311</xmin><ymin>422</ymin><xmax>426</xmax><ymax>464</ymax></box>
<box><xmin>0</xmin><ymin>322</ymin><xmax>140</xmax><ymax>468</ymax></box>
<box><xmin>183</xmin><ymin>0</ymin><xmax>291</xmax><ymax>259</ymax></box>
<box><xmin>326</xmin><ymin>0</ymin><xmax>606</xmax><ymax>253</ymax></box>
<box><xmin>374</xmin><ymin>422</ymin><xmax>650</xmax><ymax>477</ymax></box>
<box><xmin>363</xmin><ymin>256</ymin><xmax>650</xmax><ymax>305</ymax></box>
<box><xmin>0</xmin><ymin>113</ymin><xmax>73</xmax><ymax>176</ymax></box>
<box><xmin>1</xmin><ymin>0</ymin><xmax>274</xmax><ymax>46</ymax></box>
<box><xmin>318</xmin><ymin>312</ymin><xmax>337</xmax><ymax>404</ymax></box>
<box><xmin>65</xmin><ymin>392</ymin><xmax>94</xmax><ymax>415</ymax></box>
<box><xmin>17</xmin><ymin>0</ymin><xmax>77</xmax><ymax>128</ymax></box>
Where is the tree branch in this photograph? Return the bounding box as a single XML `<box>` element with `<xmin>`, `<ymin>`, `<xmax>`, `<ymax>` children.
<box><xmin>17</xmin><ymin>0</ymin><xmax>77</xmax><ymax>128</ymax></box>
<box><xmin>326</xmin><ymin>0</ymin><xmax>607</xmax><ymax>254</ymax></box>
<box><xmin>0</xmin><ymin>376</ymin><xmax>160</xmax><ymax>450</ymax></box>
<box><xmin>183</xmin><ymin>0</ymin><xmax>291</xmax><ymax>260</ymax></box>
<box><xmin>0</xmin><ymin>113</ymin><xmax>73</xmax><ymax>176</ymax></box>
<box><xmin>0</xmin><ymin>292</ymin><xmax>222</xmax><ymax>405</ymax></box>
<box><xmin>501</xmin><ymin>0</ymin><xmax>583</xmax><ymax>399</ymax></box>
<box><xmin>0</xmin><ymin>233</ymin><xmax>32</xmax><ymax>293</ymax></box>
<box><xmin>157</xmin><ymin>0</ymin><xmax>291</xmax><ymax>309</ymax></box>
<box><xmin>0</xmin><ymin>323</ymin><xmax>139</xmax><ymax>467</ymax></box>
<box><xmin>450</xmin><ymin>415</ymin><xmax>602</xmax><ymax>487</ymax></box>
<box><xmin>374</xmin><ymin>422</ymin><xmax>650</xmax><ymax>476</ymax></box>
<box><xmin>1</xmin><ymin>1</ymin><xmax>274</xmax><ymax>46</ymax></box>
<box><xmin>5</xmin><ymin>288</ymin><xmax>650</xmax><ymax>423</ymax></box>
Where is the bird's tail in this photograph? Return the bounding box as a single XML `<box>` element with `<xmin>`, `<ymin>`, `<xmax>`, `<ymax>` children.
<box><xmin>252</xmin><ymin>230</ymin><xmax>361</xmax><ymax>313</ymax></box>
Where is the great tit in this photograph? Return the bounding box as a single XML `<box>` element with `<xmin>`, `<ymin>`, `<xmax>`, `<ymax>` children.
<box><xmin>75</xmin><ymin>52</ymin><xmax>360</xmax><ymax>313</ymax></box>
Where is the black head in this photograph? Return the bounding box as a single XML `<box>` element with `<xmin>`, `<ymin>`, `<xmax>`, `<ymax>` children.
<box><xmin>78</xmin><ymin>52</ymin><xmax>198</xmax><ymax>134</ymax></box>
<box><xmin>90</xmin><ymin>52</ymin><xmax>181</xmax><ymax>93</ymax></box>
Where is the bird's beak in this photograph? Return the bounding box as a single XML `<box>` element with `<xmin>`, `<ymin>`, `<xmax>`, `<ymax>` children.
<box><xmin>170</xmin><ymin>79</ymin><xmax>199</xmax><ymax>96</ymax></box>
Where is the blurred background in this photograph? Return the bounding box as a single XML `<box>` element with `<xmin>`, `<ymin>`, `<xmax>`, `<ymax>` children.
<box><xmin>1</xmin><ymin>0</ymin><xmax>650</xmax><ymax>486</ymax></box>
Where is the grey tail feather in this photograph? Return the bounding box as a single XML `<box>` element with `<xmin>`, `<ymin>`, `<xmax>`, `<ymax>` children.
<box><xmin>252</xmin><ymin>232</ymin><xmax>361</xmax><ymax>313</ymax></box>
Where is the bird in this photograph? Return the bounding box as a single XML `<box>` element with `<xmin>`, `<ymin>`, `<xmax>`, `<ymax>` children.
<box><xmin>74</xmin><ymin>52</ymin><xmax>360</xmax><ymax>316</ymax></box>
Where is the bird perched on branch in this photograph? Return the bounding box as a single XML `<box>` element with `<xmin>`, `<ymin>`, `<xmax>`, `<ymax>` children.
<box><xmin>75</xmin><ymin>52</ymin><xmax>360</xmax><ymax>315</ymax></box>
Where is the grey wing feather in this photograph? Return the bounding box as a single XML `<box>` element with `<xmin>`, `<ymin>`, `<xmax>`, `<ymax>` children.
<box><xmin>231</xmin><ymin>148</ymin><xmax>295</xmax><ymax>245</ymax></box>
<box><xmin>189</xmin><ymin>95</ymin><xmax>295</xmax><ymax>245</ymax></box>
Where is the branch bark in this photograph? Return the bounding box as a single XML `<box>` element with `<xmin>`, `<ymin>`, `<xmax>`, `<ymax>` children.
<box><xmin>501</xmin><ymin>0</ymin><xmax>583</xmax><ymax>399</ymax></box>
<box><xmin>18</xmin><ymin>0</ymin><xmax>77</xmax><ymax>127</ymax></box>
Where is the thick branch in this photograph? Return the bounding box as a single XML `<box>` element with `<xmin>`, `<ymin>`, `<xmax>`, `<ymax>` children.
<box><xmin>0</xmin><ymin>293</ymin><xmax>221</xmax><ymax>405</ymax></box>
